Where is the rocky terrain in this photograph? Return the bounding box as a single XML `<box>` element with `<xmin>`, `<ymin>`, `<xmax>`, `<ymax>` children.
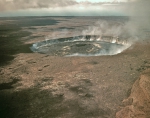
<box><xmin>116</xmin><ymin>68</ymin><xmax>150</xmax><ymax>118</ymax></box>
<box><xmin>0</xmin><ymin>16</ymin><xmax>150</xmax><ymax>118</ymax></box>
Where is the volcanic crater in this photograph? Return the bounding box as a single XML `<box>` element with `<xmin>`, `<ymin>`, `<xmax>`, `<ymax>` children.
<box><xmin>31</xmin><ymin>35</ymin><xmax>130</xmax><ymax>56</ymax></box>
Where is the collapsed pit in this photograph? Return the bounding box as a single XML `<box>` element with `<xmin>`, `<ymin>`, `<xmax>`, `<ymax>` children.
<box><xmin>30</xmin><ymin>35</ymin><xmax>131</xmax><ymax>56</ymax></box>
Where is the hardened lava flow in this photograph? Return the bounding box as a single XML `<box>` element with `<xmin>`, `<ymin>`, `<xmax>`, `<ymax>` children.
<box><xmin>30</xmin><ymin>35</ymin><xmax>131</xmax><ymax>57</ymax></box>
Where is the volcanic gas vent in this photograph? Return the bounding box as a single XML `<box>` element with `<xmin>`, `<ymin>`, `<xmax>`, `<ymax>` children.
<box><xmin>30</xmin><ymin>35</ymin><xmax>131</xmax><ymax>56</ymax></box>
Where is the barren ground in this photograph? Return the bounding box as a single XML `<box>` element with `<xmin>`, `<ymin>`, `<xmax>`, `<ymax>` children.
<box><xmin>0</xmin><ymin>16</ymin><xmax>150</xmax><ymax>118</ymax></box>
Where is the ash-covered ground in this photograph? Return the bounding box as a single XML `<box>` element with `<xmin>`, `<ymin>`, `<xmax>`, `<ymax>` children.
<box><xmin>0</xmin><ymin>16</ymin><xmax>150</xmax><ymax>118</ymax></box>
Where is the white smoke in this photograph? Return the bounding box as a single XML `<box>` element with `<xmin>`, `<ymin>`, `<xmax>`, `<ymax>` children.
<box><xmin>82</xmin><ymin>20</ymin><xmax>137</xmax><ymax>43</ymax></box>
<box><xmin>32</xmin><ymin>20</ymin><xmax>132</xmax><ymax>57</ymax></box>
<box><xmin>123</xmin><ymin>0</ymin><xmax>150</xmax><ymax>40</ymax></box>
<box><xmin>30</xmin><ymin>0</ymin><xmax>150</xmax><ymax>56</ymax></box>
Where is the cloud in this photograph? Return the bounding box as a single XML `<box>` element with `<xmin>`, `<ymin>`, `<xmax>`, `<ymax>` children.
<box><xmin>1</xmin><ymin>0</ymin><xmax>149</xmax><ymax>18</ymax></box>
<box><xmin>0</xmin><ymin>0</ymin><xmax>129</xmax><ymax>12</ymax></box>
<box><xmin>0</xmin><ymin>0</ymin><xmax>78</xmax><ymax>11</ymax></box>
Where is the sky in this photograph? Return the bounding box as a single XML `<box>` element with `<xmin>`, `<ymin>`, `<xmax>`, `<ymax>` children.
<box><xmin>0</xmin><ymin>0</ymin><xmax>143</xmax><ymax>17</ymax></box>
<box><xmin>76</xmin><ymin>0</ymin><xmax>127</xmax><ymax>2</ymax></box>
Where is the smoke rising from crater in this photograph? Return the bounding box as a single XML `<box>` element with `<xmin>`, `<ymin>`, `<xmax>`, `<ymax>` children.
<box><xmin>125</xmin><ymin>0</ymin><xmax>150</xmax><ymax>40</ymax></box>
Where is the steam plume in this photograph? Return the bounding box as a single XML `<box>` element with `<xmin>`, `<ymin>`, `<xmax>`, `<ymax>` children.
<box><xmin>125</xmin><ymin>0</ymin><xmax>150</xmax><ymax>38</ymax></box>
